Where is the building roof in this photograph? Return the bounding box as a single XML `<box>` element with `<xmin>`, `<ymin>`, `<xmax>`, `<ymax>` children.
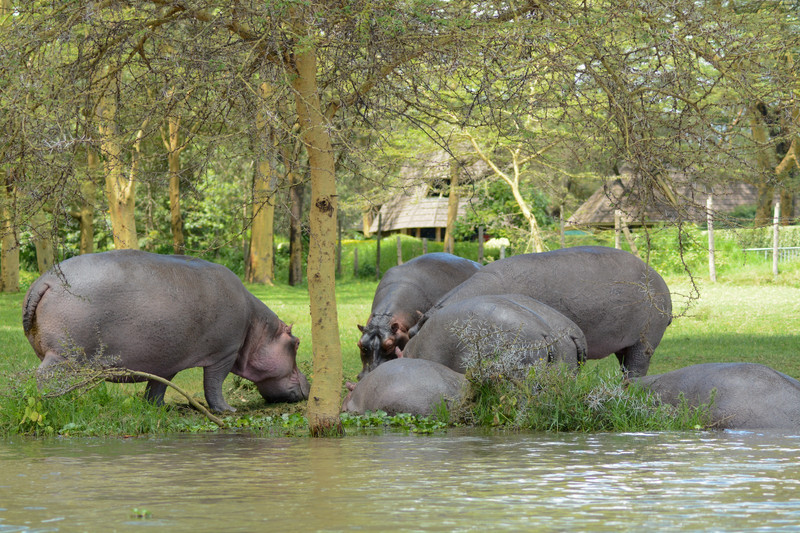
<box><xmin>368</xmin><ymin>150</ymin><xmax>488</xmax><ymax>233</ymax></box>
<box><xmin>567</xmin><ymin>171</ymin><xmax>760</xmax><ymax>228</ymax></box>
<box><xmin>369</xmin><ymin>190</ymin><xmax>473</xmax><ymax>233</ymax></box>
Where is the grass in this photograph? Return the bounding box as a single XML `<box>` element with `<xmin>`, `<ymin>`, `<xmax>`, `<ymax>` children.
<box><xmin>1</xmin><ymin>231</ymin><xmax>799</xmax><ymax>436</ymax></box>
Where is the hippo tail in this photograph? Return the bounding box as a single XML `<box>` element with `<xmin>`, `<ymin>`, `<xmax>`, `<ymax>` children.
<box><xmin>22</xmin><ymin>279</ymin><xmax>51</xmax><ymax>335</ymax></box>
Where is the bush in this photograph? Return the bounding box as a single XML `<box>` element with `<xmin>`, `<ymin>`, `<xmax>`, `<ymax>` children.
<box><xmin>458</xmin><ymin>364</ymin><xmax>712</xmax><ymax>432</ymax></box>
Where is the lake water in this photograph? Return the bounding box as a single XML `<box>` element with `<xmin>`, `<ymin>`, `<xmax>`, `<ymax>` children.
<box><xmin>2</xmin><ymin>430</ymin><xmax>800</xmax><ymax>531</ymax></box>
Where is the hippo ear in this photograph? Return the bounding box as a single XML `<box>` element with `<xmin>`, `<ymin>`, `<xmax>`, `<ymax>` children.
<box><xmin>390</xmin><ymin>321</ymin><xmax>407</xmax><ymax>334</ymax></box>
<box><xmin>357</xmin><ymin>324</ymin><xmax>365</xmax><ymax>333</ymax></box>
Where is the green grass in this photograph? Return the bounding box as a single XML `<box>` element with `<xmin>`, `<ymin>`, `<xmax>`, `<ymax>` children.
<box><xmin>2</xmin><ymin>232</ymin><xmax>799</xmax><ymax>436</ymax></box>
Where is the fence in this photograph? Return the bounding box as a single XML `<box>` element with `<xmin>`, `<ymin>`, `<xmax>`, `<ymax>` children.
<box><xmin>743</xmin><ymin>247</ymin><xmax>800</xmax><ymax>262</ymax></box>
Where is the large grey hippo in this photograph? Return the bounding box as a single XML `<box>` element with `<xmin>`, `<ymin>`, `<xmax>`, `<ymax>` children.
<box><xmin>409</xmin><ymin>246</ymin><xmax>671</xmax><ymax>376</ymax></box>
<box><xmin>402</xmin><ymin>294</ymin><xmax>587</xmax><ymax>375</ymax></box>
<box><xmin>342</xmin><ymin>358</ymin><xmax>466</xmax><ymax>416</ymax></box>
<box><xmin>357</xmin><ymin>252</ymin><xmax>480</xmax><ymax>379</ymax></box>
<box><xmin>637</xmin><ymin>363</ymin><xmax>800</xmax><ymax>430</ymax></box>
<box><xmin>22</xmin><ymin>250</ymin><xmax>310</xmax><ymax>412</ymax></box>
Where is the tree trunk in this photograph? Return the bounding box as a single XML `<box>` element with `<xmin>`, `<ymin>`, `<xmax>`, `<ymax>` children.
<box><xmin>79</xmin><ymin>145</ymin><xmax>99</xmax><ymax>255</ymax></box>
<box><xmin>291</xmin><ymin>16</ymin><xmax>343</xmax><ymax>436</ymax></box>
<box><xmin>32</xmin><ymin>212</ymin><xmax>54</xmax><ymax>274</ymax></box>
<box><xmin>443</xmin><ymin>157</ymin><xmax>459</xmax><ymax>254</ymax></box>
<box><xmin>1</xmin><ymin>167</ymin><xmax>19</xmax><ymax>292</ymax></box>
<box><xmin>362</xmin><ymin>209</ymin><xmax>373</xmax><ymax>237</ymax></box>
<box><xmin>247</xmin><ymin>83</ymin><xmax>277</xmax><ymax>285</ymax></box>
<box><xmin>165</xmin><ymin>114</ymin><xmax>185</xmax><ymax>254</ymax></box>
<box><xmin>247</xmin><ymin>157</ymin><xmax>276</xmax><ymax>285</ymax></box>
<box><xmin>750</xmin><ymin>105</ymin><xmax>777</xmax><ymax>227</ymax></box>
<box><xmin>98</xmin><ymin>67</ymin><xmax>139</xmax><ymax>250</ymax></box>
<box><xmin>288</xmin><ymin>167</ymin><xmax>305</xmax><ymax>286</ymax></box>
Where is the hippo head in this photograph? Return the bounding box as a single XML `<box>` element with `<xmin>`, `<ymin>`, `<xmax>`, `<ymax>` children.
<box><xmin>234</xmin><ymin>322</ymin><xmax>310</xmax><ymax>403</ymax></box>
<box><xmin>356</xmin><ymin>314</ymin><xmax>410</xmax><ymax>380</ymax></box>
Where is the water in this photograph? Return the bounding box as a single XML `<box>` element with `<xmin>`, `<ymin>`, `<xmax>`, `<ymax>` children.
<box><xmin>2</xmin><ymin>430</ymin><xmax>800</xmax><ymax>532</ymax></box>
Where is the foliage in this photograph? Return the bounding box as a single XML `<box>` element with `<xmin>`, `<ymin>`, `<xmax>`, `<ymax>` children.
<box><xmin>454</xmin><ymin>179</ymin><xmax>552</xmax><ymax>252</ymax></box>
<box><xmin>459</xmin><ymin>364</ymin><xmax>711</xmax><ymax>432</ymax></box>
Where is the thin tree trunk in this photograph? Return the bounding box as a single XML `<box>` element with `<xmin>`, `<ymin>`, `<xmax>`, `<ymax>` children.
<box><xmin>247</xmin><ymin>157</ymin><xmax>276</xmax><ymax>285</ymax></box>
<box><xmin>164</xmin><ymin>114</ymin><xmax>185</xmax><ymax>254</ymax></box>
<box><xmin>32</xmin><ymin>213</ymin><xmax>54</xmax><ymax>274</ymax></box>
<box><xmin>288</xmin><ymin>167</ymin><xmax>305</xmax><ymax>286</ymax></box>
<box><xmin>1</xmin><ymin>167</ymin><xmax>19</xmax><ymax>292</ymax></box>
<box><xmin>750</xmin><ymin>105</ymin><xmax>777</xmax><ymax>227</ymax></box>
<box><xmin>79</xmin><ymin>146</ymin><xmax>98</xmax><ymax>255</ymax></box>
<box><xmin>247</xmin><ymin>83</ymin><xmax>278</xmax><ymax>284</ymax></box>
<box><xmin>443</xmin><ymin>157</ymin><xmax>459</xmax><ymax>254</ymax></box>
<box><xmin>98</xmin><ymin>66</ymin><xmax>139</xmax><ymax>250</ymax></box>
<box><xmin>291</xmin><ymin>15</ymin><xmax>343</xmax><ymax>436</ymax></box>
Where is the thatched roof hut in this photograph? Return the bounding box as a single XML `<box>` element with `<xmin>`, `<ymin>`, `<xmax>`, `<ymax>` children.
<box><xmin>368</xmin><ymin>150</ymin><xmax>488</xmax><ymax>240</ymax></box>
<box><xmin>567</xmin><ymin>169</ymin><xmax>760</xmax><ymax>228</ymax></box>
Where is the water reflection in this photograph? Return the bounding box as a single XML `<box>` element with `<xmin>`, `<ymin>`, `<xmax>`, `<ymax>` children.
<box><xmin>1</xmin><ymin>430</ymin><xmax>800</xmax><ymax>531</ymax></box>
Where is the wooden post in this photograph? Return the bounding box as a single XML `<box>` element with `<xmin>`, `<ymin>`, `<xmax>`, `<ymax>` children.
<box><xmin>396</xmin><ymin>235</ymin><xmax>403</xmax><ymax>265</ymax></box>
<box><xmin>707</xmin><ymin>194</ymin><xmax>716</xmax><ymax>283</ymax></box>
<box><xmin>559</xmin><ymin>205</ymin><xmax>565</xmax><ymax>248</ymax></box>
<box><xmin>500</xmin><ymin>245</ymin><xmax>506</xmax><ymax>259</ymax></box>
<box><xmin>422</xmin><ymin>238</ymin><xmax>428</xmax><ymax>254</ymax></box>
<box><xmin>773</xmin><ymin>201</ymin><xmax>780</xmax><ymax>278</ymax></box>
<box><xmin>376</xmin><ymin>213</ymin><xmax>382</xmax><ymax>280</ymax></box>
<box><xmin>614</xmin><ymin>209</ymin><xmax>622</xmax><ymax>249</ymax></box>
<box><xmin>478</xmin><ymin>226</ymin><xmax>484</xmax><ymax>263</ymax></box>
<box><xmin>336</xmin><ymin>217</ymin><xmax>342</xmax><ymax>277</ymax></box>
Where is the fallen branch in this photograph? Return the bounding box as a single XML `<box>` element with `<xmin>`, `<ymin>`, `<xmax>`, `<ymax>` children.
<box><xmin>118</xmin><ymin>370</ymin><xmax>226</xmax><ymax>428</ymax></box>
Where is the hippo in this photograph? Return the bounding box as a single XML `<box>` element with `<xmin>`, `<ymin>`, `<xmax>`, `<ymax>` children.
<box><xmin>409</xmin><ymin>246</ymin><xmax>671</xmax><ymax>376</ymax></box>
<box><xmin>402</xmin><ymin>294</ymin><xmax>587</xmax><ymax>375</ymax></box>
<box><xmin>636</xmin><ymin>363</ymin><xmax>800</xmax><ymax>430</ymax></box>
<box><xmin>357</xmin><ymin>252</ymin><xmax>480</xmax><ymax>379</ymax></box>
<box><xmin>22</xmin><ymin>249</ymin><xmax>310</xmax><ymax>412</ymax></box>
<box><xmin>342</xmin><ymin>358</ymin><xmax>466</xmax><ymax>416</ymax></box>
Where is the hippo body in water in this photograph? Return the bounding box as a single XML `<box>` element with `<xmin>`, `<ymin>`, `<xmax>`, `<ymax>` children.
<box><xmin>342</xmin><ymin>358</ymin><xmax>466</xmax><ymax>416</ymax></box>
<box><xmin>22</xmin><ymin>250</ymin><xmax>309</xmax><ymax>412</ymax></box>
<box><xmin>637</xmin><ymin>362</ymin><xmax>800</xmax><ymax>430</ymax></box>
<box><xmin>357</xmin><ymin>252</ymin><xmax>480</xmax><ymax>378</ymax></box>
<box><xmin>410</xmin><ymin>246</ymin><xmax>671</xmax><ymax>376</ymax></box>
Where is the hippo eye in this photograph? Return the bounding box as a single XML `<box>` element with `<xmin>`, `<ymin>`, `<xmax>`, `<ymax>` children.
<box><xmin>381</xmin><ymin>338</ymin><xmax>394</xmax><ymax>351</ymax></box>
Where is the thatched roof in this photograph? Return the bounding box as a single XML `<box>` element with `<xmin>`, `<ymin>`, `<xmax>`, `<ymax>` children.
<box><xmin>369</xmin><ymin>188</ymin><xmax>473</xmax><ymax>233</ymax></box>
<box><xmin>368</xmin><ymin>150</ymin><xmax>489</xmax><ymax>233</ymax></box>
<box><xmin>567</xmin><ymin>170</ymin><xmax>760</xmax><ymax>228</ymax></box>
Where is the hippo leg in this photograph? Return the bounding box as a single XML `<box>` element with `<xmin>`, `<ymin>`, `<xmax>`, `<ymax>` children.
<box><xmin>615</xmin><ymin>341</ymin><xmax>652</xmax><ymax>377</ymax></box>
<box><xmin>203</xmin><ymin>355</ymin><xmax>237</xmax><ymax>412</ymax></box>
<box><xmin>144</xmin><ymin>374</ymin><xmax>176</xmax><ymax>406</ymax></box>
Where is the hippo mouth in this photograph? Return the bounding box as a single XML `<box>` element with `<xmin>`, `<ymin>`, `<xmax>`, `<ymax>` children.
<box><xmin>255</xmin><ymin>367</ymin><xmax>310</xmax><ymax>404</ymax></box>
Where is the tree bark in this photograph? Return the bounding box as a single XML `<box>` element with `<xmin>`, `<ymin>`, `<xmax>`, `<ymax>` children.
<box><xmin>164</xmin><ymin>113</ymin><xmax>185</xmax><ymax>254</ymax></box>
<box><xmin>288</xmin><ymin>163</ymin><xmax>305</xmax><ymax>286</ymax></box>
<box><xmin>750</xmin><ymin>105</ymin><xmax>777</xmax><ymax>227</ymax></box>
<box><xmin>291</xmin><ymin>14</ymin><xmax>343</xmax><ymax>436</ymax></box>
<box><xmin>1</xmin><ymin>167</ymin><xmax>19</xmax><ymax>292</ymax></box>
<box><xmin>247</xmin><ymin>157</ymin><xmax>276</xmax><ymax>285</ymax></box>
<box><xmin>443</xmin><ymin>157</ymin><xmax>459</xmax><ymax>254</ymax></box>
<box><xmin>98</xmin><ymin>66</ymin><xmax>139</xmax><ymax>250</ymax></box>
<box><xmin>78</xmin><ymin>145</ymin><xmax>99</xmax><ymax>255</ymax></box>
<box><xmin>247</xmin><ymin>83</ymin><xmax>277</xmax><ymax>284</ymax></box>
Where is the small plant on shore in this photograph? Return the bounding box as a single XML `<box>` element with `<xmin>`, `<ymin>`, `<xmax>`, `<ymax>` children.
<box><xmin>453</xmin><ymin>323</ymin><xmax>712</xmax><ymax>431</ymax></box>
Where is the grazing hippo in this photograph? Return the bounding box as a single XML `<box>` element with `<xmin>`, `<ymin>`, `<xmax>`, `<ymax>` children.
<box><xmin>342</xmin><ymin>358</ymin><xmax>466</xmax><ymax>416</ymax></box>
<box><xmin>402</xmin><ymin>294</ymin><xmax>587</xmax><ymax>375</ymax></box>
<box><xmin>637</xmin><ymin>363</ymin><xmax>800</xmax><ymax>430</ymax></box>
<box><xmin>357</xmin><ymin>252</ymin><xmax>480</xmax><ymax>379</ymax></box>
<box><xmin>22</xmin><ymin>250</ymin><xmax>310</xmax><ymax>412</ymax></box>
<box><xmin>409</xmin><ymin>246</ymin><xmax>671</xmax><ymax>376</ymax></box>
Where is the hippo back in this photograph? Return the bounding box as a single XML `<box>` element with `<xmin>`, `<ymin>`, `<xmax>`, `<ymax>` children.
<box><xmin>411</xmin><ymin>246</ymin><xmax>671</xmax><ymax>376</ymax></box>
<box><xmin>403</xmin><ymin>294</ymin><xmax>586</xmax><ymax>374</ymax></box>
